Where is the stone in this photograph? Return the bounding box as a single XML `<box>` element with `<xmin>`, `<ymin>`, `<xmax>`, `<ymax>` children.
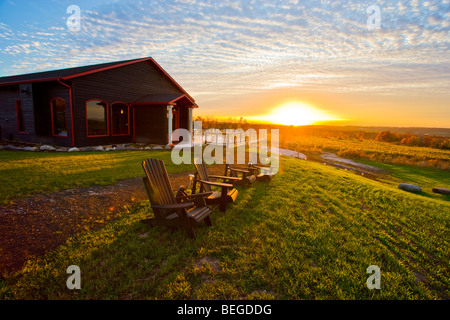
<box><xmin>115</xmin><ymin>145</ymin><xmax>127</xmax><ymax>151</ymax></box>
<box><xmin>39</xmin><ymin>145</ymin><xmax>56</xmax><ymax>151</ymax></box>
<box><xmin>4</xmin><ymin>144</ymin><xmax>21</xmax><ymax>151</ymax></box>
<box><xmin>56</xmin><ymin>147</ymin><xmax>68</xmax><ymax>152</ymax></box>
<box><xmin>432</xmin><ymin>188</ymin><xmax>450</xmax><ymax>195</ymax></box>
<box><xmin>398</xmin><ymin>183</ymin><xmax>422</xmax><ymax>193</ymax></box>
<box><xmin>138</xmin><ymin>232</ymin><xmax>149</xmax><ymax>238</ymax></box>
<box><xmin>153</xmin><ymin>146</ymin><xmax>163</xmax><ymax>150</ymax></box>
<box><xmin>68</xmin><ymin>147</ymin><xmax>80</xmax><ymax>152</ymax></box>
<box><xmin>79</xmin><ymin>146</ymin><xmax>104</xmax><ymax>152</ymax></box>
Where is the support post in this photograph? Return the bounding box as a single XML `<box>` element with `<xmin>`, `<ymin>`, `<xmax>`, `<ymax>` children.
<box><xmin>167</xmin><ymin>105</ymin><xmax>173</xmax><ymax>144</ymax></box>
<box><xmin>188</xmin><ymin>107</ymin><xmax>193</xmax><ymax>141</ymax></box>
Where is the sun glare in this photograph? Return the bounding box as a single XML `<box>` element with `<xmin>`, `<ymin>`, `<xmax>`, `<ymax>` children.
<box><xmin>250</xmin><ymin>102</ymin><xmax>342</xmax><ymax>126</ymax></box>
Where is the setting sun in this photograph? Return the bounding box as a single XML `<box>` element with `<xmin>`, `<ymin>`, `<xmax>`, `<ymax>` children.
<box><xmin>248</xmin><ymin>102</ymin><xmax>343</xmax><ymax>126</ymax></box>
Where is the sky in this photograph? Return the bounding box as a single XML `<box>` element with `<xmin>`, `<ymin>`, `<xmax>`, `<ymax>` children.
<box><xmin>0</xmin><ymin>0</ymin><xmax>449</xmax><ymax>128</ymax></box>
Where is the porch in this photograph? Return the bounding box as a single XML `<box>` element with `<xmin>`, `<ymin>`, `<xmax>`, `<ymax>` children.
<box><xmin>131</xmin><ymin>94</ymin><xmax>195</xmax><ymax>145</ymax></box>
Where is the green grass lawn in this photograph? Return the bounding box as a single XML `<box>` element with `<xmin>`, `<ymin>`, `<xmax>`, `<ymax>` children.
<box><xmin>357</xmin><ymin>159</ymin><xmax>450</xmax><ymax>201</ymax></box>
<box><xmin>0</xmin><ymin>150</ymin><xmax>194</xmax><ymax>204</ymax></box>
<box><xmin>1</xmin><ymin>156</ymin><xmax>448</xmax><ymax>300</ymax></box>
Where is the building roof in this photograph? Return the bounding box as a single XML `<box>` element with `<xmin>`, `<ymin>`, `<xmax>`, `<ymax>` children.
<box><xmin>132</xmin><ymin>93</ymin><xmax>196</xmax><ymax>107</ymax></box>
<box><xmin>0</xmin><ymin>57</ymin><xmax>197</xmax><ymax>107</ymax></box>
<box><xmin>0</xmin><ymin>57</ymin><xmax>148</xmax><ymax>84</ymax></box>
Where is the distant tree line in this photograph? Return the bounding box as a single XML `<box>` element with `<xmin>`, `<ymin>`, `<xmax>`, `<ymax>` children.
<box><xmin>375</xmin><ymin>131</ymin><xmax>450</xmax><ymax>150</ymax></box>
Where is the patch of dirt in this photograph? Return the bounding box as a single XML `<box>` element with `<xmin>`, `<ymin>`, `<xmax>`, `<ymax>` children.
<box><xmin>194</xmin><ymin>256</ymin><xmax>221</xmax><ymax>273</ymax></box>
<box><xmin>0</xmin><ymin>164</ymin><xmax>226</xmax><ymax>276</ymax></box>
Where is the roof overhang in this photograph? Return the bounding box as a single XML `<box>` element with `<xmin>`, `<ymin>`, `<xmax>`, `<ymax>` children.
<box><xmin>131</xmin><ymin>93</ymin><xmax>198</xmax><ymax>108</ymax></box>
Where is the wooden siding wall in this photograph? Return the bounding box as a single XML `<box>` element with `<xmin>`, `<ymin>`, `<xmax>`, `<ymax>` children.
<box><xmin>19</xmin><ymin>84</ymin><xmax>35</xmax><ymax>136</ymax></box>
<box><xmin>134</xmin><ymin>106</ymin><xmax>168</xmax><ymax>144</ymax></box>
<box><xmin>179</xmin><ymin>107</ymin><xmax>189</xmax><ymax>135</ymax></box>
<box><xmin>0</xmin><ymin>84</ymin><xmax>36</xmax><ymax>143</ymax></box>
<box><xmin>32</xmin><ymin>81</ymin><xmax>72</xmax><ymax>147</ymax></box>
<box><xmin>72</xmin><ymin>60</ymin><xmax>184</xmax><ymax>147</ymax></box>
<box><xmin>0</xmin><ymin>82</ymin><xmax>73</xmax><ymax>146</ymax></box>
<box><xmin>0</xmin><ymin>85</ymin><xmax>21</xmax><ymax>141</ymax></box>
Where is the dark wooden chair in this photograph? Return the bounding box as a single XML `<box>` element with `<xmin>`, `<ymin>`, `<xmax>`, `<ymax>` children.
<box><xmin>239</xmin><ymin>163</ymin><xmax>276</xmax><ymax>182</ymax></box>
<box><xmin>223</xmin><ymin>164</ymin><xmax>256</xmax><ymax>186</ymax></box>
<box><xmin>142</xmin><ymin>158</ymin><xmax>213</xmax><ymax>239</ymax></box>
<box><xmin>192</xmin><ymin>162</ymin><xmax>239</xmax><ymax>212</ymax></box>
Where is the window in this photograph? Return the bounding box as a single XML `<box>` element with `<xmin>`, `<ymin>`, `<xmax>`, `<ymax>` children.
<box><xmin>50</xmin><ymin>98</ymin><xmax>67</xmax><ymax>136</ymax></box>
<box><xmin>86</xmin><ymin>99</ymin><xmax>108</xmax><ymax>136</ymax></box>
<box><xmin>111</xmin><ymin>102</ymin><xmax>129</xmax><ymax>135</ymax></box>
<box><xmin>15</xmin><ymin>99</ymin><xmax>26</xmax><ymax>132</ymax></box>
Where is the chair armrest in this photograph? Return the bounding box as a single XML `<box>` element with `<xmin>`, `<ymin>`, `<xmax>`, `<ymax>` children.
<box><xmin>229</xmin><ymin>168</ymin><xmax>250</xmax><ymax>173</ymax></box>
<box><xmin>235</xmin><ymin>165</ymin><xmax>258</xmax><ymax>173</ymax></box>
<box><xmin>151</xmin><ymin>202</ymin><xmax>194</xmax><ymax>210</ymax></box>
<box><xmin>195</xmin><ymin>179</ymin><xmax>234</xmax><ymax>188</ymax></box>
<box><xmin>176</xmin><ymin>192</ymin><xmax>213</xmax><ymax>200</ymax></box>
<box><xmin>189</xmin><ymin>191</ymin><xmax>213</xmax><ymax>197</ymax></box>
<box><xmin>252</xmin><ymin>164</ymin><xmax>271</xmax><ymax>169</ymax></box>
<box><xmin>209</xmin><ymin>175</ymin><xmax>241</xmax><ymax>181</ymax></box>
<box><xmin>246</xmin><ymin>167</ymin><xmax>258</xmax><ymax>174</ymax></box>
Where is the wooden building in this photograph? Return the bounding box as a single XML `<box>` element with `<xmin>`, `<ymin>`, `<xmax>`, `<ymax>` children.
<box><xmin>0</xmin><ymin>57</ymin><xmax>197</xmax><ymax>147</ymax></box>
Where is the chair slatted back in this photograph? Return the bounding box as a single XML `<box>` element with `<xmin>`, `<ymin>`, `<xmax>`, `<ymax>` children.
<box><xmin>142</xmin><ymin>159</ymin><xmax>177</xmax><ymax>215</ymax></box>
<box><xmin>194</xmin><ymin>162</ymin><xmax>212</xmax><ymax>193</ymax></box>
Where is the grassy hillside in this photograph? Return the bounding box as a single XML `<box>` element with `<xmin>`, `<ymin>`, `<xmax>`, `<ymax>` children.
<box><xmin>2</xmin><ymin>156</ymin><xmax>448</xmax><ymax>299</ymax></box>
<box><xmin>0</xmin><ymin>150</ymin><xmax>194</xmax><ymax>204</ymax></box>
<box><xmin>357</xmin><ymin>159</ymin><xmax>450</xmax><ymax>201</ymax></box>
<box><xmin>282</xmin><ymin>135</ymin><xmax>450</xmax><ymax>170</ymax></box>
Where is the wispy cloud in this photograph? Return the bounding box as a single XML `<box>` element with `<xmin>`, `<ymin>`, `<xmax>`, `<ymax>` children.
<box><xmin>0</xmin><ymin>0</ymin><xmax>449</xmax><ymax>125</ymax></box>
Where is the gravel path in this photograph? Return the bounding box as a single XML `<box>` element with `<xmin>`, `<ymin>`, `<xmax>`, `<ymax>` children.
<box><xmin>319</xmin><ymin>152</ymin><xmax>389</xmax><ymax>175</ymax></box>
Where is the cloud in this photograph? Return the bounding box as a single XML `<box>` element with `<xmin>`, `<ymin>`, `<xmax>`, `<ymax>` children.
<box><xmin>0</xmin><ymin>0</ymin><xmax>449</xmax><ymax>121</ymax></box>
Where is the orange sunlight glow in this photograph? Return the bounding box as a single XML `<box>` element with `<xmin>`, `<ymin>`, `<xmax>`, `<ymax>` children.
<box><xmin>249</xmin><ymin>101</ymin><xmax>343</xmax><ymax>126</ymax></box>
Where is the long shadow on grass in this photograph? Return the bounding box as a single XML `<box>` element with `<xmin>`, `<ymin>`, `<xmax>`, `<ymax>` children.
<box><xmin>84</xmin><ymin>179</ymin><xmax>277</xmax><ymax>300</ymax></box>
<box><xmin>2</xmin><ymin>176</ymin><xmax>278</xmax><ymax>300</ymax></box>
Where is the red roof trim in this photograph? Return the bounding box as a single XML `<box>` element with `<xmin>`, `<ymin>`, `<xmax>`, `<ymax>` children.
<box><xmin>131</xmin><ymin>102</ymin><xmax>177</xmax><ymax>106</ymax></box>
<box><xmin>0</xmin><ymin>77</ymin><xmax>60</xmax><ymax>86</ymax></box>
<box><xmin>130</xmin><ymin>94</ymin><xmax>197</xmax><ymax>108</ymax></box>
<box><xmin>0</xmin><ymin>58</ymin><xmax>152</xmax><ymax>86</ymax></box>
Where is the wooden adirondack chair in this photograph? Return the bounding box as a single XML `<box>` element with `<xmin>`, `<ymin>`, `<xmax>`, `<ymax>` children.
<box><xmin>233</xmin><ymin>163</ymin><xmax>275</xmax><ymax>182</ymax></box>
<box><xmin>192</xmin><ymin>162</ymin><xmax>239</xmax><ymax>212</ymax></box>
<box><xmin>142</xmin><ymin>158</ymin><xmax>213</xmax><ymax>239</ymax></box>
<box><xmin>250</xmin><ymin>163</ymin><xmax>276</xmax><ymax>181</ymax></box>
<box><xmin>223</xmin><ymin>164</ymin><xmax>256</xmax><ymax>186</ymax></box>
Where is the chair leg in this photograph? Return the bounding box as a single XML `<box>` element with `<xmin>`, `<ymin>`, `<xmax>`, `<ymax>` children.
<box><xmin>184</xmin><ymin>225</ymin><xmax>196</xmax><ymax>239</ymax></box>
<box><xmin>220</xmin><ymin>186</ymin><xmax>227</xmax><ymax>212</ymax></box>
<box><xmin>219</xmin><ymin>201</ymin><xmax>226</xmax><ymax>212</ymax></box>
<box><xmin>204</xmin><ymin>216</ymin><xmax>212</xmax><ymax>226</ymax></box>
<box><xmin>141</xmin><ymin>218</ymin><xmax>158</xmax><ymax>226</ymax></box>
